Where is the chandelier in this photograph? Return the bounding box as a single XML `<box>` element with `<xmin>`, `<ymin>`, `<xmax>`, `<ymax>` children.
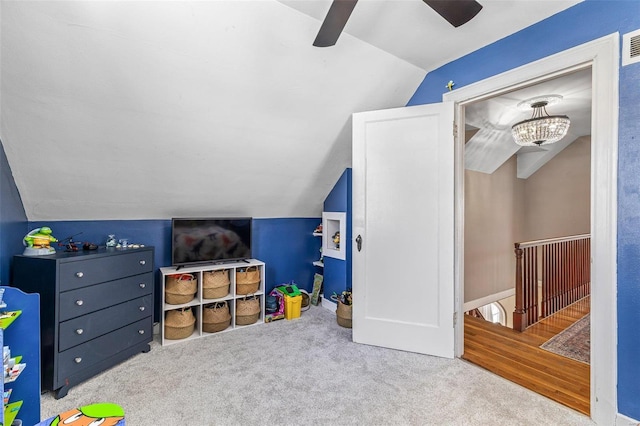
<box><xmin>511</xmin><ymin>95</ymin><xmax>570</xmax><ymax>146</ymax></box>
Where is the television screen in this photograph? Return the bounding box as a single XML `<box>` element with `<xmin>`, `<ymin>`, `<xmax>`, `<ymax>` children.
<box><xmin>172</xmin><ymin>218</ymin><xmax>252</xmax><ymax>266</ymax></box>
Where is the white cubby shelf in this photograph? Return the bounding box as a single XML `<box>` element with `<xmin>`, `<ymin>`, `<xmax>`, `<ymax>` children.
<box><xmin>160</xmin><ymin>259</ymin><xmax>265</xmax><ymax>346</ymax></box>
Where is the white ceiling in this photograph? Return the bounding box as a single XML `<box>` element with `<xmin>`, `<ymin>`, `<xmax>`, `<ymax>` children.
<box><xmin>0</xmin><ymin>0</ymin><xmax>582</xmax><ymax>221</ymax></box>
<box><xmin>465</xmin><ymin>67</ymin><xmax>592</xmax><ymax>178</ymax></box>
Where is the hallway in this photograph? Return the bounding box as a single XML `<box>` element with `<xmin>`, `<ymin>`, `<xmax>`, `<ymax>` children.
<box><xmin>463</xmin><ymin>297</ymin><xmax>590</xmax><ymax>415</ymax></box>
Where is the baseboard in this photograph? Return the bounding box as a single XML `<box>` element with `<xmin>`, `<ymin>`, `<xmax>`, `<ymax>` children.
<box><xmin>463</xmin><ymin>288</ymin><xmax>515</xmax><ymax>312</ymax></box>
<box><xmin>616</xmin><ymin>412</ymin><xmax>640</xmax><ymax>425</ymax></box>
<box><xmin>321</xmin><ymin>296</ymin><xmax>337</xmax><ymax>313</ymax></box>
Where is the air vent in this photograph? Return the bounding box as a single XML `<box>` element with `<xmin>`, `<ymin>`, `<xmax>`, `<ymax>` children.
<box><xmin>622</xmin><ymin>29</ymin><xmax>640</xmax><ymax>66</ymax></box>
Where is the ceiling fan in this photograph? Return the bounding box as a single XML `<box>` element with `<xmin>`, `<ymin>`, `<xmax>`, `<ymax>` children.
<box><xmin>313</xmin><ymin>0</ymin><xmax>483</xmax><ymax>47</ymax></box>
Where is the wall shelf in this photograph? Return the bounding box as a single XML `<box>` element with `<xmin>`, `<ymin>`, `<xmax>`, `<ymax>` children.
<box><xmin>322</xmin><ymin>211</ymin><xmax>346</xmax><ymax>260</ymax></box>
<box><xmin>0</xmin><ymin>286</ymin><xmax>40</xmax><ymax>426</ymax></box>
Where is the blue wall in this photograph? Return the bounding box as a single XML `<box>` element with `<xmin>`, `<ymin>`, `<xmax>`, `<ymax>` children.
<box><xmin>408</xmin><ymin>0</ymin><xmax>640</xmax><ymax>419</ymax></box>
<box><xmin>252</xmin><ymin>217</ymin><xmax>322</xmax><ymax>293</ymax></box>
<box><xmin>28</xmin><ymin>218</ymin><xmax>321</xmax><ymax>320</ymax></box>
<box><xmin>28</xmin><ymin>218</ymin><xmax>320</xmax><ymax>291</ymax></box>
<box><xmin>323</xmin><ymin>168</ymin><xmax>352</xmax><ymax>301</ymax></box>
<box><xmin>0</xmin><ymin>140</ymin><xmax>28</xmax><ymax>286</ymax></box>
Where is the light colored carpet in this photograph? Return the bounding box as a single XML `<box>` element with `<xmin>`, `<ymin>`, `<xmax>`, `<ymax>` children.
<box><xmin>540</xmin><ymin>314</ymin><xmax>590</xmax><ymax>364</ymax></box>
<box><xmin>41</xmin><ymin>305</ymin><xmax>594</xmax><ymax>425</ymax></box>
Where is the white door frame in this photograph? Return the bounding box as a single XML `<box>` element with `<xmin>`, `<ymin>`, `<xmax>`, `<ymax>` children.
<box><xmin>443</xmin><ymin>33</ymin><xmax>619</xmax><ymax>424</ymax></box>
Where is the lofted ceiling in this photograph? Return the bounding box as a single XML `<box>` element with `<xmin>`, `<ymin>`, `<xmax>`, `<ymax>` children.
<box><xmin>465</xmin><ymin>67</ymin><xmax>592</xmax><ymax>179</ymax></box>
<box><xmin>0</xmin><ymin>0</ymin><xmax>581</xmax><ymax>221</ymax></box>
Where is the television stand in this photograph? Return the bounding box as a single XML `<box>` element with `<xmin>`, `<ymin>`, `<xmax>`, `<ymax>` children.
<box><xmin>159</xmin><ymin>259</ymin><xmax>265</xmax><ymax>346</ymax></box>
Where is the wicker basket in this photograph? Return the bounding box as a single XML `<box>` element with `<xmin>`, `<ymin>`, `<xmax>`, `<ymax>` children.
<box><xmin>164</xmin><ymin>307</ymin><xmax>196</xmax><ymax>339</ymax></box>
<box><xmin>202</xmin><ymin>301</ymin><xmax>231</xmax><ymax>333</ymax></box>
<box><xmin>236</xmin><ymin>266</ymin><xmax>260</xmax><ymax>295</ymax></box>
<box><xmin>236</xmin><ymin>295</ymin><xmax>260</xmax><ymax>325</ymax></box>
<box><xmin>165</xmin><ymin>273</ymin><xmax>197</xmax><ymax>305</ymax></box>
<box><xmin>203</xmin><ymin>269</ymin><xmax>230</xmax><ymax>299</ymax></box>
<box><xmin>336</xmin><ymin>301</ymin><xmax>352</xmax><ymax>328</ymax></box>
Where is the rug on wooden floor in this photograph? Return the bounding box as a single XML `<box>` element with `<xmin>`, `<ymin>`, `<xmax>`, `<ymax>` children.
<box><xmin>540</xmin><ymin>314</ymin><xmax>590</xmax><ymax>364</ymax></box>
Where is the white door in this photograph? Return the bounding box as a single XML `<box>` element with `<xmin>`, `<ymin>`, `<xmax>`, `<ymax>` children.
<box><xmin>352</xmin><ymin>102</ymin><xmax>455</xmax><ymax>358</ymax></box>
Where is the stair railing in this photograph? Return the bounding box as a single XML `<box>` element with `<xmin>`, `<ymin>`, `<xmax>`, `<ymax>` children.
<box><xmin>513</xmin><ymin>234</ymin><xmax>590</xmax><ymax>331</ymax></box>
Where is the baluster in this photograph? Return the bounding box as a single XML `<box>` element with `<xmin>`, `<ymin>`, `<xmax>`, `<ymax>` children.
<box><xmin>513</xmin><ymin>235</ymin><xmax>590</xmax><ymax>331</ymax></box>
<box><xmin>513</xmin><ymin>244</ymin><xmax>526</xmax><ymax>331</ymax></box>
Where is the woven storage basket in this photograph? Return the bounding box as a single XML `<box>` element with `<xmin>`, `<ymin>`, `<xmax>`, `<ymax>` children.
<box><xmin>336</xmin><ymin>301</ymin><xmax>352</xmax><ymax>328</ymax></box>
<box><xmin>203</xmin><ymin>269</ymin><xmax>230</xmax><ymax>299</ymax></box>
<box><xmin>202</xmin><ymin>301</ymin><xmax>231</xmax><ymax>333</ymax></box>
<box><xmin>165</xmin><ymin>307</ymin><xmax>196</xmax><ymax>339</ymax></box>
<box><xmin>236</xmin><ymin>295</ymin><xmax>260</xmax><ymax>325</ymax></box>
<box><xmin>236</xmin><ymin>266</ymin><xmax>260</xmax><ymax>295</ymax></box>
<box><xmin>165</xmin><ymin>273</ymin><xmax>197</xmax><ymax>305</ymax></box>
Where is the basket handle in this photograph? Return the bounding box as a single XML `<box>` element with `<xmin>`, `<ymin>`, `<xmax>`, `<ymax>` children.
<box><xmin>206</xmin><ymin>301</ymin><xmax>227</xmax><ymax>310</ymax></box>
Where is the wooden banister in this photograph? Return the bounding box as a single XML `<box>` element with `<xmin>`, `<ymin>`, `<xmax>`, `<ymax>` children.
<box><xmin>513</xmin><ymin>234</ymin><xmax>590</xmax><ymax>331</ymax></box>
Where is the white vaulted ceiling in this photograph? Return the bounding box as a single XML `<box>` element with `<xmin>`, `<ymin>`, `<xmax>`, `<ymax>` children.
<box><xmin>0</xmin><ymin>0</ymin><xmax>581</xmax><ymax>221</ymax></box>
<box><xmin>465</xmin><ymin>68</ymin><xmax>592</xmax><ymax>179</ymax></box>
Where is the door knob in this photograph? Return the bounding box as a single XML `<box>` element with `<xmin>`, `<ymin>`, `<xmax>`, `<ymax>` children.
<box><xmin>356</xmin><ymin>235</ymin><xmax>363</xmax><ymax>252</ymax></box>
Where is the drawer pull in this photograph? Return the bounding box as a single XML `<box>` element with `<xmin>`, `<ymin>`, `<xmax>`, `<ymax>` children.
<box><xmin>75</xmin><ymin>300</ymin><xmax>84</xmax><ymax>306</ymax></box>
<box><xmin>75</xmin><ymin>272</ymin><xmax>84</xmax><ymax>278</ymax></box>
<box><xmin>76</xmin><ymin>328</ymin><xmax>84</xmax><ymax>335</ymax></box>
<box><xmin>74</xmin><ymin>357</ymin><xmax>82</xmax><ymax>364</ymax></box>
<box><xmin>139</xmin><ymin>260</ymin><xmax>146</xmax><ymax>265</ymax></box>
<box><xmin>139</xmin><ymin>306</ymin><xmax>145</xmax><ymax>312</ymax></box>
<box><xmin>138</xmin><ymin>330</ymin><xmax>145</xmax><ymax>335</ymax></box>
<box><xmin>139</xmin><ymin>283</ymin><xmax>146</xmax><ymax>289</ymax></box>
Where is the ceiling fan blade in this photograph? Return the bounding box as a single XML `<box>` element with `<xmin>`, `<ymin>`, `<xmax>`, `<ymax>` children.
<box><xmin>423</xmin><ymin>0</ymin><xmax>483</xmax><ymax>27</ymax></box>
<box><xmin>313</xmin><ymin>0</ymin><xmax>358</xmax><ymax>47</ymax></box>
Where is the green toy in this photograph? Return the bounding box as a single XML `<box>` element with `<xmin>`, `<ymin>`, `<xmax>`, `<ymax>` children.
<box><xmin>23</xmin><ymin>227</ymin><xmax>58</xmax><ymax>248</ymax></box>
<box><xmin>276</xmin><ymin>283</ymin><xmax>301</xmax><ymax>297</ymax></box>
<box><xmin>23</xmin><ymin>227</ymin><xmax>58</xmax><ymax>256</ymax></box>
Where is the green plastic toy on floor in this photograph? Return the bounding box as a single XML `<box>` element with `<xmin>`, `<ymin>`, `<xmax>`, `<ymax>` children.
<box><xmin>35</xmin><ymin>402</ymin><xmax>125</xmax><ymax>426</ymax></box>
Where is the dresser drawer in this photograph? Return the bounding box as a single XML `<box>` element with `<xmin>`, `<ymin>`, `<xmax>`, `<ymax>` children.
<box><xmin>59</xmin><ymin>273</ymin><xmax>153</xmax><ymax>321</ymax></box>
<box><xmin>58</xmin><ymin>295</ymin><xmax>153</xmax><ymax>351</ymax></box>
<box><xmin>57</xmin><ymin>317</ymin><xmax>152</xmax><ymax>383</ymax></box>
<box><xmin>59</xmin><ymin>250</ymin><xmax>153</xmax><ymax>291</ymax></box>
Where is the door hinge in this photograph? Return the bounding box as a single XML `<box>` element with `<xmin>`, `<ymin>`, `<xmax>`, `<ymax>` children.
<box><xmin>453</xmin><ymin>312</ymin><xmax>457</xmax><ymax>327</ymax></box>
<box><xmin>453</xmin><ymin>121</ymin><xmax>458</xmax><ymax>138</ymax></box>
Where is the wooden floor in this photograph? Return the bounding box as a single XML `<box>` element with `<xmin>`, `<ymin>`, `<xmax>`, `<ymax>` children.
<box><xmin>463</xmin><ymin>297</ymin><xmax>591</xmax><ymax>415</ymax></box>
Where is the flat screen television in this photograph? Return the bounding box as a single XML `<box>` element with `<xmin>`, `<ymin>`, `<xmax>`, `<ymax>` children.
<box><xmin>171</xmin><ymin>217</ymin><xmax>252</xmax><ymax>267</ymax></box>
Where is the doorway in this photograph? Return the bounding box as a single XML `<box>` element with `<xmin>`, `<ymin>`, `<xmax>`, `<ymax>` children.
<box><xmin>444</xmin><ymin>34</ymin><xmax>618</xmax><ymax>424</ymax></box>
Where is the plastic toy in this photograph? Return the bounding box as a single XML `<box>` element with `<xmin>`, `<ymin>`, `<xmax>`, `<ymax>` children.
<box><xmin>332</xmin><ymin>231</ymin><xmax>340</xmax><ymax>249</ymax></box>
<box><xmin>23</xmin><ymin>227</ymin><xmax>58</xmax><ymax>256</ymax></box>
<box><xmin>264</xmin><ymin>289</ymin><xmax>285</xmax><ymax>322</ymax></box>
